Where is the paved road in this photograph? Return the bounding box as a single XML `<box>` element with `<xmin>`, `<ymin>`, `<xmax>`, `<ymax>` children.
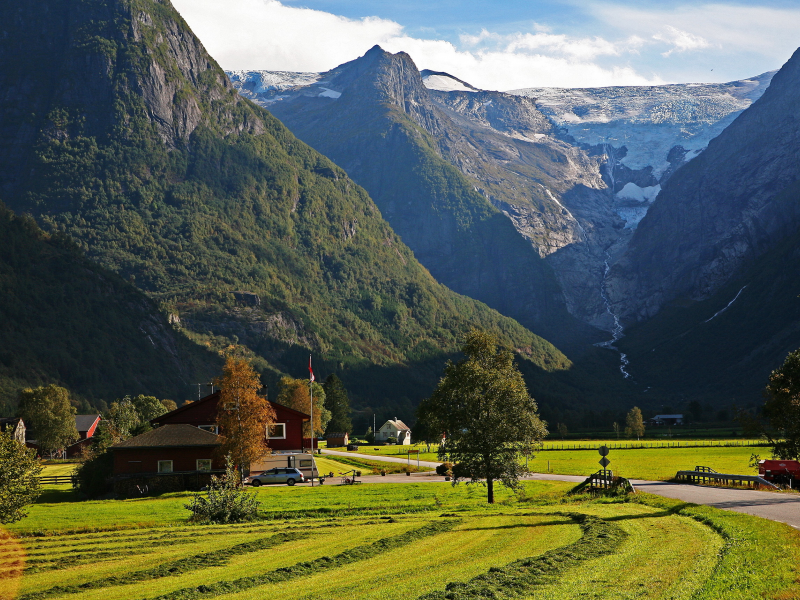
<box><xmin>321</xmin><ymin>449</ymin><xmax>800</xmax><ymax>529</ymax></box>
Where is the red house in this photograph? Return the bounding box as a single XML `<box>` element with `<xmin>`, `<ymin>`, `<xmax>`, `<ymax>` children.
<box><xmin>150</xmin><ymin>391</ymin><xmax>313</xmax><ymax>452</ymax></box>
<box><xmin>112</xmin><ymin>424</ymin><xmax>224</xmax><ymax>475</ymax></box>
<box><xmin>67</xmin><ymin>414</ymin><xmax>102</xmax><ymax>457</ymax></box>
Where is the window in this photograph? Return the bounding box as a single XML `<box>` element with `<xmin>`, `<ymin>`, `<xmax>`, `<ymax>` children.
<box><xmin>198</xmin><ymin>425</ymin><xmax>219</xmax><ymax>434</ymax></box>
<box><xmin>299</xmin><ymin>460</ymin><xmax>312</xmax><ymax>468</ymax></box>
<box><xmin>158</xmin><ymin>460</ymin><xmax>173</xmax><ymax>473</ymax></box>
<box><xmin>267</xmin><ymin>423</ymin><xmax>286</xmax><ymax>439</ymax></box>
<box><xmin>196</xmin><ymin>459</ymin><xmax>212</xmax><ymax>472</ymax></box>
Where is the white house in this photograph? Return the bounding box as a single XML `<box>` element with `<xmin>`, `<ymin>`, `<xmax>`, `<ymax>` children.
<box><xmin>375</xmin><ymin>418</ymin><xmax>411</xmax><ymax>445</ymax></box>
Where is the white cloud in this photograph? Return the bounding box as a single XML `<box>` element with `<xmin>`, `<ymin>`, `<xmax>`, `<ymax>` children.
<box><xmin>172</xmin><ymin>0</ymin><xmax>662</xmax><ymax>89</ymax></box>
<box><xmin>653</xmin><ymin>26</ymin><xmax>711</xmax><ymax>57</ymax></box>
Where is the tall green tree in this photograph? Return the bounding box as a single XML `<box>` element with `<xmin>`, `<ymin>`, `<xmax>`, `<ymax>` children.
<box><xmin>0</xmin><ymin>431</ymin><xmax>42</xmax><ymax>523</ymax></box>
<box><xmin>17</xmin><ymin>385</ymin><xmax>78</xmax><ymax>456</ymax></box>
<box><xmin>417</xmin><ymin>329</ymin><xmax>548</xmax><ymax>503</ymax></box>
<box><xmin>131</xmin><ymin>395</ymin><xmax>169</xmax><ymax>423</ymax></box>
<box><xmin>763</xmin><ymin>349</ymin><xmax>800</xmax><ymax>459</ymax></box>
<box><xmin>625</xmin><ymin>407</ymin><xmax>645</xmax><ymax>441</ymax></box>
<box><xmin>104</xmin><ymin>397</ymin><xmax>141</xmax><ymax>440</ymax></box>
<box><xmin>322</xmin><ymin>374</ymin><xmax>353</xmax><ymax>434</ymax></box>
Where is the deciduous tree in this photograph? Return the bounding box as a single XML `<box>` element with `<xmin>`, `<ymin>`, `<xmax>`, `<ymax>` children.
<box><xmin>17</xmin><ymin>385</ymin><xmax>78</xmax><ymax>456</ymax></box>
<box><xmin>322</xmin><ymin>374</ymin><xmax>352</xmax><ymax>434</ymax></box>
<box><xmin>0</xmin><ymin>431</ymin><xmax>42</xmax><ymax>523</ymax></box>
<box><xmin>215</xmin><ymin>358</ymin><xmax>275</xmax><ymax>469</ymax></box>
<box><xmin>625</xmin><ymin>407</ymin><xmax>645</xmax><ymax>441</ymax></box>
<box><xmin>276</xmin><ymin>377</ymin><xmax>330</xmax><ymax>438</ymax></box>
<box><xmin>763</xmin><ymin>349</ymin><xmax>800</xmax><ymax>459</ymax></box>
<box><xmin>416</xmin><ymin>329</ymin><xmax>547</xmax><ymax>503</ymax></box>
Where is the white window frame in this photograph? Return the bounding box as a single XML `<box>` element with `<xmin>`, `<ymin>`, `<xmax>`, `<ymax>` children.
<box><xmin>267</xmin><ymin>423</ymin><xmax>286</xmax><ymax>439</ymax></box>
<box><xmin>196</xmin><ymin>459</ymin><xmax>212</xmax><ymax>472</ymax></box>
<box><xmin>198</xmin><ymin>425</ymin><xmax>219</xmax><ymax>434</ymax></box>
<box><xmin>158</xmin><ymin>460</ymin><xmax>173</xmax><ymax>473</ymax></box>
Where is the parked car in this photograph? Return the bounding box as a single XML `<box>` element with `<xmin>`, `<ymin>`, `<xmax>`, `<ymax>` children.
<box><xmin>245</xmin><ymin>467</ymin><xmax>305</xmax><ymax>486</ymax></box>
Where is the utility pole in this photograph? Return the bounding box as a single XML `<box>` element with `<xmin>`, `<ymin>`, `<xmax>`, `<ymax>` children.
<box><xmin>309</xmin><ymin>354</ymin><xmax>314</xmax><ymax>487</ymax></box>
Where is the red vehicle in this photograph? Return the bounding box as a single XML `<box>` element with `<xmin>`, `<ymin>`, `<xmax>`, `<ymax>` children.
<box><xmin>758</xmin><ymin>459</ymin><xmax>800</xmax><ymax>485</ymax></box>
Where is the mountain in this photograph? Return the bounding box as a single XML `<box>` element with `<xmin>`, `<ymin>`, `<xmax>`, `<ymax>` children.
<box><xmin>0</xmin><ymin>203</ymin><xmax>220</xmax><ymax>414</ymax></box>
<box><xmin>608</xmin><ymin>49</ymin><xmax>800</xmax><ymax>323</ymax></box>
<box><xmin>231</xmin><ymin>47</ymin><xmax>614</xmax><ymax>347</ymax></box>
<box><xmin>0</xmin><ymin>0</ymin><xmax>570</xmax><ymax>419</ymax></box>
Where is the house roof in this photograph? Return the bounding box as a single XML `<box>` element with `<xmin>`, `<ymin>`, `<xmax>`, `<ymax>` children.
<box><xmin>652</xmin><ymin>414</ymin><xmax>684</xmax><ymax>419</ymax></box>
<box><xmin>151</xmin><ymin>391</ymin><xmax>310</xmax><ymax>426</ymax></box>
<box><xmin>383</xmin><ymin>419</ymin><xmax>411</xmax><ymax>431</ymax></box>
<box><xmin>75</xmin><ymin>414</ymin><xmax>101</xmax><ymax>432</ymax></box>
<box><xmin>112</xmin><ymin>424</ymin><xmax>222</xmax><ymax>449</ymax></box>
<box><xmin>325</xmin><ymin>432</ymin><xmax>349</xmax><ymax>438</ymax></box>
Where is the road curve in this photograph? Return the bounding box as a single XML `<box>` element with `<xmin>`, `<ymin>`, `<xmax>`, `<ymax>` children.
<box><xmin>321</xmin><ymin>449</ymin><xmax>800</xmax><ymax>530</ymax></box>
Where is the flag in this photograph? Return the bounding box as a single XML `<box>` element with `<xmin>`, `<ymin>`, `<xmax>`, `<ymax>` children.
<box><xmin>309</xmin><ymin>355</ymin><xmax>315</xmax><ymax>382</ymax></box>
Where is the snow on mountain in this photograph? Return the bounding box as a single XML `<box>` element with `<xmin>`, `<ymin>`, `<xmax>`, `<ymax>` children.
<box><xmin>508</xmin><ymin>72</ymin><xmax>775</xmax><ymax>178</ymax></box>
<box><xmin>227</xmin><ymin>70</ymin><xmax>321</xmax><ymax>102</ymax></box>
<box><xmin>420</xmin><ymin>70</ymin><xmax>479</xmax><ymax>93</ymax></box>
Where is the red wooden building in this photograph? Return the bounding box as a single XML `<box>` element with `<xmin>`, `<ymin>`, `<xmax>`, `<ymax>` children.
<box><xmin>67</xmin><ymin>414</ymin><xmax>102</xmax><ymax>457</ymax></box>
<box><xmin>112</xmin><ymin>424</ymin><xmax>224</xmax><ymax>475</ymax></box>
<box><xmin>150</xmin><ymin>391</ymin><xmax>313</xmax><ymax>452</ymax></box>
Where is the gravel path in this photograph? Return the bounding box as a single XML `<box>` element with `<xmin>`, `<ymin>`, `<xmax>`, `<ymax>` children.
<box><xmin>320</xmin><ymin>448</ymin><xmax>800</xmax><ymax>529</ymax></box>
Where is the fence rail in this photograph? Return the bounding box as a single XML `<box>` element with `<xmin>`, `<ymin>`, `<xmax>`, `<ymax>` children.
<box><xmin>540</xmin><ymin>440</ymin><xmax>766</xmax><ymax>451</ymax></box>
<box><xmin>37</xmin><ymin>475</ymin><xmax>76</xmax><ymax>485</ymax></box>
<box><xmin>675</xmin><ymin>468</ymin><xmax>777</xmax><ymax>489</ymax></box>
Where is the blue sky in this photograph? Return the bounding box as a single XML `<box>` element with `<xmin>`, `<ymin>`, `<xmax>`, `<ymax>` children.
<box><xmin>173</xmin><ymin>0</ymin><xmax>800</xmax><ymax>89</ymax></box>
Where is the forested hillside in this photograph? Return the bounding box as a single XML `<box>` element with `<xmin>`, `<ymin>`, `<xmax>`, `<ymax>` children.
<box><xmin>0</xmin><ymin>204</ymin><xmax>220</xmax><ymax>414</ymax></box>
<box><xmin>0</xmin><ymin>0</ymin><xmax>570</xmax><ymax>419</ymax></box>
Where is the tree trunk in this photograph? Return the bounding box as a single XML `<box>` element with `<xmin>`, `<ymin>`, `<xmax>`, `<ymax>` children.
<box><xmin>487</xmin><ymin>477</ymin><xmax>494</xmax><ymax>504</ymax></box>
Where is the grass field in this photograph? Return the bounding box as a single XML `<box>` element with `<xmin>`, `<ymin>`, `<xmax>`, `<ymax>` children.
<box><xmin>3</xmin><ymin>480</ymin><xmax>800</xmax><ymax>600</ymax></box>
<box><xmin>329</xmin><ymin>443</ymin><xmax>762</xmax><ymax>481</ymax></box>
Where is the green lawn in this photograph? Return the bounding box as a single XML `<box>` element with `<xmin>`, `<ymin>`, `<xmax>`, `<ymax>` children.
<box><xmin>3</xmin><ymin>481</ymin><xmax>800</xmax><ymax>599</ymax></box>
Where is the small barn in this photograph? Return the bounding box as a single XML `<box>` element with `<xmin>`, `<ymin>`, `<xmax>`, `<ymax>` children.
<box><xmin>376</xmin><ymin>418</ymin><xmax>411</xmax><ymax>445</ymax></box>
<box><xmin>67</xmin><ymin>414</ymin><xmax>102</xmax><ymax>457</ymax></box>
<box><xmin>325</xmin><ymin>432</ymin><xmax>349</xmax><ymax>447</ymax></box>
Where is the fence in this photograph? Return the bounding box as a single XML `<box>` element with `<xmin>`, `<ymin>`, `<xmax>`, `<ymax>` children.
<box><xmin>675</xmin><ymin>466</ymin><xmax>777</xmax><ymax>489</ymax></box>
<box><xmin>37</xmin><ymin>475</ymin><xmax>76</xmax><ymax>486</ymax></box>
<box><xmin>541</xmin><ymin>440</ymin><xmax>766</xmax><ymax>451</ymax></box>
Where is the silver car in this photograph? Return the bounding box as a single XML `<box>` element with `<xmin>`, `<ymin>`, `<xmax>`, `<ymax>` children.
<box><xmin>246</xmin><ymin>467</ymin><xmax>305</xmax><ymax>486</ymax></box>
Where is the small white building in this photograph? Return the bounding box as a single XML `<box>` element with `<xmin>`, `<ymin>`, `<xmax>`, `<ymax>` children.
<box><xmin>375</xmin><ymin>418</ymin><xmax>411</xmax><ymax>445</ymax></box>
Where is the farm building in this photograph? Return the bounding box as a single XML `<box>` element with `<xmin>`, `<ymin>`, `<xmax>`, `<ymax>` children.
<box><xmin>150</xmin><ymin>391</ymin><xmax>313</xmax><ymax>451</ymax></box>
<box><xmin>376</xmin><ymin>419</ymin><xmax>411</xmax><ymax>444</ymax></box>
<box><xmin>0</xmin><ymin>417</ymin><xmax>25</xmax><ymax>444</ymax></box>
<box><xmin>110</xmin><ymin>424</ymin><xmax>225</xmax><ymax>495</ymax></box>
<box><xmin>649</xmin><ymin>414</ymin><xmax>685</xmax><ymax>426</ymax></box>
<box><xmin>67</xmin><ymin>414</ymin><xmax>101</xmax><ymax>457</ymax></box>
<box><xmin>325</xmin><ymin>432</ymin><xmax>349</xmax><ymax>447</ymax></box>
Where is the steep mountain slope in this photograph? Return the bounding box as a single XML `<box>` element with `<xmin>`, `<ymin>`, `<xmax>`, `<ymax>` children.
<box><xmin>232</xmin><ymin>47</ymin><xmax>614</xmax><ymax>346</ymax></box>
<box><xmin>608</xmin><ymin>48</ymin><xmax>800</xmax><ymax>322</ymax></box>
<box><xmin>0</xmin><ymin>203</ymin><xmax>220</xmax><ymax>413</ymax></box>
<box><xmin>0</xmin><ymin>0</ymin><xmax>569</xmax><ymax>413</ymax></box>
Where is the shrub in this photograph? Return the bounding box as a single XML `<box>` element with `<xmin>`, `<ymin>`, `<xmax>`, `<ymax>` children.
<box><xmin>184</xmin><ymin>459</ymin><xmax>260</xmax><ymax>523</ymax></box>
<box><xmin>74</xmin><ymin>449</ymin><xmax>114</xmax><ymax>498</ymax></box>
<box><xmin>452</xmin><ymin>462</ymin><xmax>471</xmax><ymax>480</ymax></box>
<box><xmin>436</xmin><ymin>462</ymin><xmax>453</xmax><ymax>476</ymax></box>
<box><xmin>387</xmin><ymin>436</ymin><xmax>397</xmax><ymax>444</ymax></box>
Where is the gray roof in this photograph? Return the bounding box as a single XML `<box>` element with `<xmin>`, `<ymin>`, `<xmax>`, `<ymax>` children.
<box><xmin>385</xmin><ymin>419</ymin><xmax>411</xmax><ymax>431</ymax></box>
<box><xmin>112</xmin><ymin>424</ymin><xmax>222</xmax><ymax>449</ymax></box>
<box><xmin>75</xmin><ymin>414</ymin><xmax>101</xmax><ymax>432</ymax></box>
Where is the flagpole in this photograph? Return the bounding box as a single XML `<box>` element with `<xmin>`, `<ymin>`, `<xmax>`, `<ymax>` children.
<box><xmin>309</xmin><ymin>354</ymin><xmax>314</xmax><ymax>488</ymax></box>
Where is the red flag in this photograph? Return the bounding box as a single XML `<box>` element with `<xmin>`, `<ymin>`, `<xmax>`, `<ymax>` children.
<box><xmin>309</xmin><ymin>355</ymin><xmax>315</xmax><ymax>382</ymax></box>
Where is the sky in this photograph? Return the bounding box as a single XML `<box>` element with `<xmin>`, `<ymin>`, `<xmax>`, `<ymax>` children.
<box><xmin>171</xmin><ymin>0</ymin><xmax>800</xmax><ymax>90</ymax></box>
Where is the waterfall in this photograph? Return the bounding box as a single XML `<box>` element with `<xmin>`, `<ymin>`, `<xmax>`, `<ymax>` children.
<box><xmin>595</xmin><ymin>251</ymin><xmax>631</xmax><ymax>378</ymax></box>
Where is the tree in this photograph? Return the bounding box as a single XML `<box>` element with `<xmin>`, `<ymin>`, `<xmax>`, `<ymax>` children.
<box><xmin>17</xmin><ymin>385</ymin><xmax>78</xmax><ymax>456</ymax></box>
<box><xmin>0</xmin><ymin>431</ymin><xmax>42</xmax><ymax>523</ymax></box>
<box><xmin>215</xmin><ymin>358</ymin><xmax>275</xmax><ymax>469</ymax></box>
<box><xmin>276</xmin><ymin>377</ymin><xmax>330</xmax><ymax>438</ymax></box>
<box><xmin>105</xmin><ymin>397</ymin><xmax>141</xmax><ymax>439</ymax></box>
<box><xmin>763</xmin><ymin>349</ymin><xmax>800</xmax><ymax>459</ymax></box>
<box><xmin>131</xmin><ymin>395</ymin><xmax>169</xmax><ymax>422</ymax></box>
<box><xmin>322</xmin><ymin>374</ymin><xmax>353</xmax><ymax>434</ymax></box>
<box><xmin>416</xmin><ymin>329</ymin><xmax>547</xmax><ymax>503</ymax></box>
<box><xmin>557</xmin><ymin>423</ymin><xmax>568</xmax><ymax>440</ymax></box>
<box><xmin>612</xmin><ymin>422</ymin><xmax>620</xmax><ymax>439</ymax></box>
<box><xmin>625</xmin><ymin>407</ymin><xmax>645</xmax><ymax>440</ymax></box>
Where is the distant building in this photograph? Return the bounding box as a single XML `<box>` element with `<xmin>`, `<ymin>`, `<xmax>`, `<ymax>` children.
<box><xmin>325</xmin><ymin>432</ymin><xmax>349</xmax><ymax>447</ymax></box>
<box><xmin>376</xmin><ymin>418</ymin><xmax>411</xmax><ymax>444</ymax></box>
<box><xmin>0</xmin><ymin>417</ymin><xmax>26</xmax><ymax>444</ymax></box>
<box><xmin>67</xmin><ymin>414</ymin><xmax>102</xmax><ymax>457</ymax></box>
<box><xmin>649</xmin><ymin>414</ymin><xmax>684</xmax><ymax>426</ymax></box>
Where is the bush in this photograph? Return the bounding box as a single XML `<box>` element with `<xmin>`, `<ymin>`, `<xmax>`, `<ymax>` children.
<box><xmin>452</xmin><ymin>462</ymin><xmax>471</xmax><ymax>480</ymax></box>
<box><xmin>387</xmin><ymin>436</ymin><xmax>397</xmax><ymax>444</ymax></box>
<box><xmin>74</xmin><ymin>449</ymin><xmax>114</xmax><ymax>498</ymax></box>
<box><xmin>184</xmin><ymin>459</ymin><xmax>260</xmax><ymax>523</ymax></box>
<box><xmin>436</xmin><ymin>462</ymin><xmax>453</xmax><ymax>476</ymax></box>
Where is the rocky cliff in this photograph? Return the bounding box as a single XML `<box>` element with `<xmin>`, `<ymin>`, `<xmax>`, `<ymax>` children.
<box><xmin>608</xmin><ymin>48</ymin><xmax>800</xmax><ymax>322</ymax></box>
